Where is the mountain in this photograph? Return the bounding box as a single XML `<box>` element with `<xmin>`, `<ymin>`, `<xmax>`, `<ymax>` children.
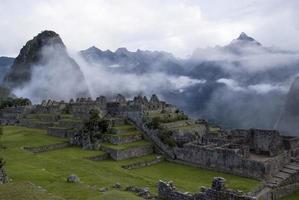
<box><xmin>4</xmin><ymin>30</ymin><xmax>90</xmax><ymax>101</ymax></box>
<box><xmin>1</xmin><ymin>31</ymin><xmax>298</xmax><ymax>130</ymax></box>
<box><xmin>0</xmin><ymin>57</ymin><xmax>14</xmax><ymax>83</ymax></box>
<box><xmin>275</xmin><ymin>77</ymin><xmax>299</xmax><ymax>136</ymax></box>
<box><xmin>80</xmin><ymin>46</ymin><xmax>184</xmax><ymax>74</ymax></box>
<box><xmin>229</xmin><ymin>32</ymin><xmax>262</xmax><ymax>46</ymax></box>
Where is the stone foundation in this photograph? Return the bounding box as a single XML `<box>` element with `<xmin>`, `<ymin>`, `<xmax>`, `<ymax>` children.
<box><xmin>103</xmin><ymin>133</ymin><xmax>142</xmax><ymax>144</ymax></box>
<box><xmin>47</xmin><ymin>127</ymin><xmax>78</xmax><ymax>138</ymax></box>
<box><xmin>173</xmin><ymin>143</ymin><xmax>290</xmax><ymax>179</ymax></box>
<box><xmin>122</xmin><ymin>156</ymin><xmax>163</xmax><ymax>169</ymax></box>
<box><xmin>23</xmin><ymin>143</ymin><xmax>70</xmax><ymax>153</ymax></box>
<box><xmin>101</xmin><ymin>144</ymin><xmax>153</xmax><ymax>160</ymax></box>
<box><xmin>158</xmin><ymin>178</ymin><xmax>256</xmax><ymax>200</ymax></box>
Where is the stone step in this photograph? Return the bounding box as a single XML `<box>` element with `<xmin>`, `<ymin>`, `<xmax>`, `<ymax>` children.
<box><xmin>103</xmin><ymin>132</ymin><xmax>143</xmax><ymax>144</ymax></box>
<box><xmin>274</xmin><ymin>172</ymin><xmax>291</xmax><ymax>180</ymax></box>
<box><xmin>281</xmin><ymin>168</ymin><xmax>297</xmax><ymax>175</ymax></box>
<box><xmin>271</xmin><ymin>177</ymin><xmax>284</xmax><ymax>183</ymax></box>
<box><xmin>289</xmin><ymin>162</ymin><xmax>299</xmax><ymax>167</ymax></box>
<box><xmin>266</xmin><ymin>182</ymin><xmax>278</xmax><ymax>188</ymax></box>
<box><xmin>285</xmin><ymin>164</ymin><xmax>299</xmax><ymax>171</ymax></box>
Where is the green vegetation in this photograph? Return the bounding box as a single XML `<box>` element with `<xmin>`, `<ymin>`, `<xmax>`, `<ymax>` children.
<box><xmin>0</xmin><ymin>97</ymin><xmax>31</xmax><ymax>109</ymax></box>
<box><xmin>157</xmin><ymin>129</ymin><xmax>176</xmax><ymax>147</ymax></box>
<box><xmin>145</xmin><ymin>117</ymin><xmax>161</xmax><ymax>130</ymax></box>
<box><xmin>282</xmin><ymin>191</ymin><xmax>299</xmax><ymax>200</ymax></box>
<box><xmin>0</xmin><ymin>126</ymin><xmax>260</xmax><ymax>200</ymax></box>
<box><xmin>112</xmin><ymin>125</ymin><xmax>135</xmax><ymax>131</ymax></box>
<box><xmin>0</xmin><ymin>181</ymin><xmax>64</xmax><ymax>200</ymax></box>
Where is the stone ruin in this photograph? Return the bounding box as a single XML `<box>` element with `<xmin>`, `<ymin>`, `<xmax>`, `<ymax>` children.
<box><xmin>0</xmin><ymin>158</ymin><xmax>8</xmax><ymax>184</ymax></box>
<box><xmin>2</xmin><ymin>94</ymin><xmax>299</xmax><ymax>198</ymax></box>
<box><xmin>173</xmin><ymin>128</ymin><xmax>292</xmax><ymax>179</ymax></box>
<box><xmin>158</xmin><ymin>177</ymin><xmax>255</xmax><ymax>200</ymax></box>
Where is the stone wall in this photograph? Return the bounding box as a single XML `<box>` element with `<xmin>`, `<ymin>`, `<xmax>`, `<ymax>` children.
<box><xmin>103</xmin><ymin>133</ymin><xmax>141</xmax><ymax>144</ymax></box>
<box><xmin>158</xmin><ymin>178</ymin><xmax>256</xmax><ymax>200</ymax></box>
<box><xmin>23</xmin><ymin>142</ymin><xmax>70</xmax><ymax>153</ymax></box>
<box><xmin>101</xmin><ymin>144</ymin><xmax>153</xmax><ymax>160</ymax></box>
<box><xmin>122</xmin><ymin>156</ymin><xmax>163</xmax><ymax>169</ymax></box>
<box><xmin>47</xmin><ymin>127</ymin><xmax>78</xmax><ymax>138</ymax></box>
<box><xmin>269</xmin><ymin>182</ymin><xmax>299</xmax><ymax>200</ymax></box>
<box><xmin>127</xmin><ymin>111</ymin><xmax>176</xmax><ymax>159</ymax></box>
<box><xmin>250</xmin><ymin>129</ymin><xmax>284</xmax><ymax>157</ymax></box>
<box><xmin>173</xmin><ymin>143</ymin><xmax>290</xmax><ymax>179</ymax></box>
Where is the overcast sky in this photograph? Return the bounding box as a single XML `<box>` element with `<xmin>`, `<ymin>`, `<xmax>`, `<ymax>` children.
<box><xmin>0</xmin><ymin>0</ymin><xmax>298</xmax><ymax>57</ymax></box>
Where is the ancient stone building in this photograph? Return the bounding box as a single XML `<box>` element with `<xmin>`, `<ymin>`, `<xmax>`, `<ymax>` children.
<box><xmin>158</xmin><ymin>178</ymin><xmax>255</xmax><ymax>200</ymax></box>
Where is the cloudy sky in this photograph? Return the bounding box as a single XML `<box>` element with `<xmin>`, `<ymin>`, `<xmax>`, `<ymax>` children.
<box><xmin>0</xmin><ymin>0</ymin><xmax>298</xmax><ymax>57</ymax></box>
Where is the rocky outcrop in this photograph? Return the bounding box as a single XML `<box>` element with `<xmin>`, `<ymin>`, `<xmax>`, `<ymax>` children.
<box><xmin>0</xmin><ymin>57</ymin><xmax>14</xmax><ymax>83</ymax></box>
<box><xmin>4</xmin><ymin>30</ymin><xmax>90</xmax><ymax>100</ymax></box>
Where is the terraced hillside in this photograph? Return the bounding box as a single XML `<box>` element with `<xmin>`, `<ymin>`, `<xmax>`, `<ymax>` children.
<box><xmin>0</xmin><ymin>126</ymin><xmax>260</xmax><ymax>200</ymax></box>
<box><xmin>101</xmin><ymin>118</ymin><xmax>153</xmax><ymax>160</ymax></box>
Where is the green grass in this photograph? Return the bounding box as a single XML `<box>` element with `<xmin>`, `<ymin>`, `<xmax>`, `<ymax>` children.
<box><xmin>282</xmin><ymin>190</ymin><xmax>299</xmax><ymax>200</ymax></box>
<box><xmin>0</xmin><ymin>181</ymin><xmax>64</xmax><ymax>200</ymax></box>
<box><xmin>0</xmin><ymin>126</ymin><xmax>260</xmax><ymax>200</ymax></box>
<box><xmin>102</xmin><ymin>140</ymin><xmax>151</xmax><ymax>151</ymax></box>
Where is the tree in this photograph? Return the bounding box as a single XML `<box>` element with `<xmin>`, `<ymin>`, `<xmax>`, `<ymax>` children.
<box><xmin>81</xmin><ymin>109</ymin><xmax>109</xmax><ymax>142</ymax></box>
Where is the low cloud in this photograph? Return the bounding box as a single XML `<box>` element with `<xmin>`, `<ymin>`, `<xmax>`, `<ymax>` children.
<box><xmin>75</xmin><ymin>54</ymin><xmax>205</xmax><ymax>98</ymax></box>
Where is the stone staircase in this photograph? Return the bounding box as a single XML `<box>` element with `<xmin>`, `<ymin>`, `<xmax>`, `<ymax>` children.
<box><xmin>266</xmin><ymin>162</ymin><xmax>299</xmax><ymax>188</ymax></box>
<box><xmin>101</xmin><ymin>117</ymin><xmax>154</xmax><ymax>160</ymax></box>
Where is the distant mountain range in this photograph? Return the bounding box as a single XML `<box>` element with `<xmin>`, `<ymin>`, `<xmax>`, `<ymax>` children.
<box><xmin>1</xmin><ymin>31</ymin><xmax>299</xmax><ymax>132</ymax></box>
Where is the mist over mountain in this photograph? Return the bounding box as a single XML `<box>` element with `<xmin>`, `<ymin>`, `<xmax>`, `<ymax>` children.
<box><xmin>3</xmin><ymin>31</ymin><xmax>90</xmax><ymax>102</ymax></box>
<box><xmin>78</xmin><ymin>32</ymin><xmax>299</xmax><ymax>129</ymax></box>
<box><xmin>0</xmin><ymin>57</ymin><xmax>14</xmax><ymax>83</ymax></box>
<box><xmin>1</xmin><ymin>31</ymin><xmax>299</xmax><ymax>130</ymax></box>
<box><xmin>276</xmin><ymin>77</ymin><xmax>299</xmax><ymax>136</ymax></box>
<box><xmin>80</xmin><ymin>46</ymin><xmax>184</xmax><ymax>75</ymax></box>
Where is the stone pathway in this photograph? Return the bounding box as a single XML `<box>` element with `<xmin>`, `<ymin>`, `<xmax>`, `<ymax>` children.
<box><xmin>266</xmin><ymin>162</ymin><xmax>299</xmax><ymax>188</ymax></box>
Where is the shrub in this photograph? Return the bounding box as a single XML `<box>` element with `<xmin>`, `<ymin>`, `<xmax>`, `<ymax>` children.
<box><xmin>158</xmin><ymin>130</ymin><xmax>177</xmax><ymax>147</ymax></box>
<box><xmin>146</xmin><ymin>117</ymin><xmax>161</xmax><ymax>130</ymax></box>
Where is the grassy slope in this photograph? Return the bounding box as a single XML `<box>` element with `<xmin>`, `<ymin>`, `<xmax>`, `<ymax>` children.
<box><xmin>0</xmin><ymin>126</ymin><xmax>260</xmax><ymax>200</ymax></box>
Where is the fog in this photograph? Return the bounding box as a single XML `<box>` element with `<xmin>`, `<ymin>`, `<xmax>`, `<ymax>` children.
<box><xmin>10</xmin><ymin>33</ymin><xmax>299</xmax><ymax>130</ymax></box>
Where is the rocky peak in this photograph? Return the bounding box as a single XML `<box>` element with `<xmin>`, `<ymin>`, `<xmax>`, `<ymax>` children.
<box><xmin>231</xmin><ymin>32</ymin><xmax>261</xmax><ymax>46</ymax></box>
<box><xmin>238</xmin><ymin>32</ymin><xmax>254</xmax><ymax>41</ymax></box>
<box><xmin>115</xmin><ymin>47</ymin><xmax>130</xmax><ymax>55</ymax></box>
<box><xmin>4</xmin><ymin>30</ymin><xmax>66</xmax><ymax>87</ymax></box>
<box><xmin>3</xmin><ymin>30</ymin><xmax>90</xmax><ymax>101</ymax></box>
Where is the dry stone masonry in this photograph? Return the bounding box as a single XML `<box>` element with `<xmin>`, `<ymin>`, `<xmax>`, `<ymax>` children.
<box><xmin>2</xmin><ymin>94</ymin><xmax>299</xmax><ymax>198</ymax></box>
<box><xmin>158</xmin><ymin>178</ymin><xmax>256</xmax><ymax>200</ymax></box>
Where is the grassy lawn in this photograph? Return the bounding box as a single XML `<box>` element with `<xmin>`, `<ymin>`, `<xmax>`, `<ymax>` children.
<box><xmin>0</xmin><ymin>126</ymin><xmax>260</xmax><ymax>200</ymax></box>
